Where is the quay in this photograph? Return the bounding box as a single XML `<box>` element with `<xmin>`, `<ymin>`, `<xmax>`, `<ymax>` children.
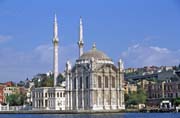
<box><xmin>0</xmin><ymin>110</ymin><xmax>127</xmax><ymax>114</ymax></box>
<box><xmin>0</xmin><ymin>108</ymin><xmax>178</xmax><ymax>114</ymax></box>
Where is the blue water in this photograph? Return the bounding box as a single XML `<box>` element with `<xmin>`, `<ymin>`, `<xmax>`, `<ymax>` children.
<box><xmin>0</xmin><ymin>113</ymin><xmax>180</xmax><ymax>118</ymax></box>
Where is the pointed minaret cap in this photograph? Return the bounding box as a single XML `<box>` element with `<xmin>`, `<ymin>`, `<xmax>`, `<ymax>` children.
<box><xmin>78</xmin><ymin>16</ymin><xmax>84</xmax><ymax>57</ymax></box>
<box><xmin>53</xmin><ymin>13</ymin><xmax>59</xmax><ymax>42</ymax></box>
<box><xmin>54</xmin><ymin>13</ymin><xmax>57</xmax><ymax>23</ymax></box>
<box><xmin>80</xmin><ymin>16</ymin><xmax>83</xmax><ymax>25</ymax></box>
<box><xmin>79</xmin><ymin>16</ymin><xmax>84</xmax><ymax>44</ymax></box>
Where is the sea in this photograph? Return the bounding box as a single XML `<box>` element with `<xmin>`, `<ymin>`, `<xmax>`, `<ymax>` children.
<box><xmin>0</xmin><ymin>113</ymin><xmax>179</xmax><ymax>118</ymax></box>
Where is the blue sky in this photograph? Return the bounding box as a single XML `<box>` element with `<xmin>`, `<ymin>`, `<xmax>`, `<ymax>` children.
<box><xmin>0</xmin><ymin>0</ymin><xmax>180</xmax><ymax>82</ymax></box>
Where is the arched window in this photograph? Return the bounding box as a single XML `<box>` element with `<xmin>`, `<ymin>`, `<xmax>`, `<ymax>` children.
<box><xmin>98</xmin><ymin>76</ymin><xmax>101</xmax><ymax>88</ymax></box>
<box><xmin>74</xmin><ymin>78</ymin><xmax>76</xmax><ymax>89</ymax></box>
<box><xmin>86</xmin><ymin>76</ymin><xmax>89</xmax><ymax>89</ymax></box>
<box><xmin>80</xmin><ymin>77</ymin><xmax>82</xmax><ymax>89</ymax></box>
<box><xmin>105</xmin><ymin>76</ymin><xmax>108</xmax><ymax>88</ymax></box>
<box><xmin>112</xmin><ymin>76</ymin><xmax>115</xmax><ymax>88</ymax></box>
<box><xmin>60</xmin><ymin>92</ymin><xmax>62</xmax><ymax>97</ymax></box>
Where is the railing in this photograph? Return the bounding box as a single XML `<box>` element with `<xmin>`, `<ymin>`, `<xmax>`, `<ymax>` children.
<box><xmin>0</xmin><ymin>104</ymin><xmax>32</xmax><ymax>111</ymax></box>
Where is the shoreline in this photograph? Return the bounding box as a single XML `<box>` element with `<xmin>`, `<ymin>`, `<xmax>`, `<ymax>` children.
<box><xmin>0</xmin><ymin>110</ymin><xmax>133</xmax><ymax>114</ymax></box>
<box><xmin>0</xmin><ymin>109</ymin><xmax>176</xmax><ymax>114</ymax></box>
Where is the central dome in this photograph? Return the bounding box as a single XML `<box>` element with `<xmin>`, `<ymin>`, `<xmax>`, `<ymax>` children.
<box><xmin>79</xmin><ymin>44</ymin><xmax>111</xmax><ymax>61</ymax></box>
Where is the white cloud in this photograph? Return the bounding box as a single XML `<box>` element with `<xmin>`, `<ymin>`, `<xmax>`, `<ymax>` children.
<box><xmin>0</xmin><ymin>44</ymin><xmax>78</xmax><ymax>82</ymax></box>
<box><xmin>0</xmin><ymin>35</ymin><xmax>12</xmax><ymax>43</ymax></box>
<box><xmin>121</xmin><ymin>44</ymin><xmax>180</xmax><ymax>68</ymax></box>
<box><xmin>34</xmin><ymin>44</ymin><xmax>53</xmax><ymax>64</ymax></box>
<box><xmin>150</xmin><ymin>46</ymin><xmax>169</xmax><ymax>53</ymax></box>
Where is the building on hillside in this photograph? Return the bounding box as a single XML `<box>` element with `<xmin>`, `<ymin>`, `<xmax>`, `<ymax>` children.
<box><xmin>124</xmin><ymin>82</ymin><xmax>137</xmax><ymax>94</ymax></box>
<box><xmin>0</xmin><ymin>85</ymin><xmax>4</xmax><ymax>104</ymax></box>
<box><xmin>65</xmin><ymin>17</ymin><xmax>125</xmax><ymax>110</ymax></box>
<box><xmin>160</xmin><ymin>66</ymin><xmax>173</xmax><ymax>71</ymax></box>
<box><xmin>125</xmin><ymin>68</ymin><xmax>137</xmax><ymax>74</ymax></box>
<box><xmin>4</xmin><ymin>81</ymin><xmax>14</xmax><ymax>87</ymax></box>
<box><xmin>147</xmin><ymin>81</ymin><xmax>180</xmax><ymax>106</ymax></box>
<box><xmin>3</xmin><ymin>86</ymin><xmax>19</xmax><ymax>103</ymax></box>
<box><xmin>125</xmin><ymin>69</ymin><xmax>178</xmax><ymax>82</ymax></box>
<box><xmin>136</xmin><ymin>79</ymin><xmax>155</xmax><ymax>91</ymax></box>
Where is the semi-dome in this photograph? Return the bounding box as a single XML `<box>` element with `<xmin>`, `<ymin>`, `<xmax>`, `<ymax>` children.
<box><xmin>79</xmin><ymin>43</ymin><xmax>111</xmax><ymax>61</ymax></box>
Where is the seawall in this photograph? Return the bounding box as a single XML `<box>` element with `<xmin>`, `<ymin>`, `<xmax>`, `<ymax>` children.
<box><xmin>0</xmin><ymin>110</ymin><xmax>130</xmax><ymax>114</ymax></box>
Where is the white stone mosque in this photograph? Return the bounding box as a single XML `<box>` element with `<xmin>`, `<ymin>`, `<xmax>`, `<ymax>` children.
<box><xmin>32</xmin><ymin>14</ymin><xmax>125</xmax><ymax>111</ymax></box>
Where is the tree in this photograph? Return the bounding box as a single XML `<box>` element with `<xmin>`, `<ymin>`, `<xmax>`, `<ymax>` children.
<box><xmin>42</xmin><ymin>77</ymin><xmax>53</xmax><ymax>87</ymax></box>
<box><xmin>174</xmin><ymin>97</ymin><xmax>180</xmax><ymax>106</ymax></box>
<box><xmin>6</xmin><ymin>93</ymin><xmax>26</xmax><ymax>106</ymax></box>
<box><xmin>137</xmin><ymin>88</ymin><xmax>147</xmax><ymax>104</ymax></box>
<box><xmin>125</xmin><ymin>88</ymin><xmax>147</xmax><ymax>108</ymax></box>
<box><xmin>126</xmin><ymin>92</ymin><xmax>139</xmax><ymax>106</ymax></box>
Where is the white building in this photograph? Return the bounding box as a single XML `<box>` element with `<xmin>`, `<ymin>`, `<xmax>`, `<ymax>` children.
<box><xmin>32</xmin><ymin>87</ymin><xmax>65</xmax><ymax>110</ymax></box>
<box><xmin>3</xmin><ymin>87</ymin><xmax>19</xmax><ymax>103</ymax></box>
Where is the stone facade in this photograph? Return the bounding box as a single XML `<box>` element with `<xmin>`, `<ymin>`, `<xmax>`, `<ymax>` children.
<box><xmin>65</xmin><ymin>46</ymin><xmax>125</xmax><ymax>110</ymax></box>
<box><xmin>32</xmin><ymin>87</ymin><xmax>65</xmax><ymax>110</ymax></box>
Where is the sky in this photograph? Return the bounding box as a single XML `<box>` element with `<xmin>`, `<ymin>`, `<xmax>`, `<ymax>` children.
<box><xmin>0</xmin><ymin>0</ymin><xmax>180</xmax><ymax>82</ymax></box>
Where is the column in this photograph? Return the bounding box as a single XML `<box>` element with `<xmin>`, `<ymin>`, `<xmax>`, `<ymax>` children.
<box><xmin>66</xmin><ymin>72</ymin><xmax>70</xmax><ymax>110</ymax></box>
<box><xmin>76</xmin><ymin>73</ymin><xmax>79</xmax><ymax>110</ymax></box>
<box><xmin>117</xmin><ymin>72</ymin><xmax>120</xmax><ymax>108</ymax></box>
<box><xmin>89</xmin><ymin>73</ymin><xmax>92</xmax><ymax>109</ymax></box>
<box><xmin>109</xmin><ymin>67</ymin><xmax>112</xmax><ymax>109</ymax></box>
<box><xmin>102</xmin><ymin>71</ymin><xmax>105</xmax><ymax>109</ymax></box>
<box><xmin>70</xmin><ymin>78</ymin><xmax>73</xmax><ymax>110</ymax></box>
<box><xmin>82</xmin><ymin>73</ymin><xmax>84</xmax><ymax>110</ymax></box>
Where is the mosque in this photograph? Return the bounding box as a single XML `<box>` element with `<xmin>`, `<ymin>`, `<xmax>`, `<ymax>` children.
<box><xmin>32</xmin><ymin>15</ymin><xmax>125</xmax><ymax>111</ymax></box>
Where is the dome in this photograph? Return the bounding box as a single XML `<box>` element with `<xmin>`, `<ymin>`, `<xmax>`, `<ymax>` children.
<box><xmin>79</xmin><ymin>44</ymin><xmax>111</xmax><ymax>61</ymax></box>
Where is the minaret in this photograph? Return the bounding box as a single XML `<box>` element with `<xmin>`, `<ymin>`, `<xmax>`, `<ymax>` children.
<box><xmin>77</xmin><ymin>17</ymin><xmax>84</xmax><ymax>57</ymax></box>
<box><xmin>118</xmin><ymin>59</ymin><xmax>124</xmax><ymax>72</ymax></box>
<box><xmin>118</xmin><ymin>59</ymin><xmax>125</xmax><ymax>109</ymax></box>
<box><xmin>53</xmin><ymin>14</ymin><xmax>59</xmax><ymax>87</ymax></box>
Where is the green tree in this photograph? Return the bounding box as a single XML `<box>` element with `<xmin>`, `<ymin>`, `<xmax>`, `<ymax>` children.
<box><xmin>6</xmin><ymin>93</ymin><xmax>25</xmax><ymax>106</ymax></box>
<box><xmin>125</xmin><ymin>88</ymin><xmax>147</xmax><ymax>108</ymax></box>
<box><xmin>42</xmin><ymin>77</ymin><xmax>53</xmax><ymax>87</ymax></box>
<box><xmin>32</xmin><ymin>73</ymin><xmax>65</xmax><ymax>87</ymax></box>
<box><xmin>137</xmin><ymin>88</ymin><xmax>147</xmax><ymax>104</ymax></box>
<box><xmin>174</xmin><ymin>97</ymin><xmax>180</xmax><ymax>106</ymax></box>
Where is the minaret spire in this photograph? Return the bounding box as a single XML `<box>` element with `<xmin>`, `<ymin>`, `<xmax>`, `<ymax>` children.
<box><xmin>53</xmin><ymin>14</ymin><xmax>59</xmax><ymax>87</ymax></box>
<box><xmin>53</xmin><ymin>13</ymin><xmax>59</xmax><ymax>42</ymax></box>
<box><xmin>78</xmin><ymin>17</ymin><xmax>84</xmax><ymax>57</ymax></box>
